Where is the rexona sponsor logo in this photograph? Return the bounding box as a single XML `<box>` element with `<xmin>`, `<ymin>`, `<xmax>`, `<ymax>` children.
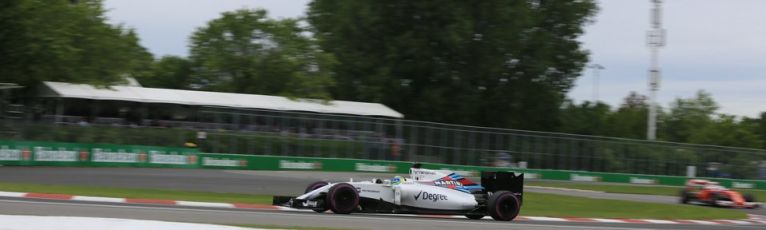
<box><xmin>355</xmin><ymin>163</ymin><xmax>396</xmax><ymax>172</ymax></box>
<box><xmin>414</xmin><ymin>191</ymin><xmax>448</xmax><ymax>202</ymax></box>
<box><xmin>0</xmin><ymin>146</ymin><xmax>21</xmax><ymax>161</ymax></box>
<box><xmin>92</xmin><ymin>148</ymin><xmax>140</xmax><ymax>163</ymax></box>
<box><xmin>202</xmin><ymin>157</ymin><xmax>247</xmax><ymax>167</ymax></box>
<box><xmin>570</xmin><ymin>173</ymin><xmax>600</xmax><ymax>182</ymax></box>
<box><xmin>629</xmin><ymin>177</ymin><xmax>656</xmax><ymax>185</ymax></box>
<box><xmin>732</xmin><ymin>182</ymin><xmax>754</xmax><ymax>189</ymax></box>
<box><xmin>149</xmin><ymin>151</ymin><xmax>189</xmax><ymax>165</ymax></box>
<box><xmin>33</xmin><ymin>147</ymin><xmax>78</xmax><ymax>162</ymax></box>
<box><xmin>279</xmin><ymin>160</ymin><xmax>321</xmax><ymax>170</ymax></box>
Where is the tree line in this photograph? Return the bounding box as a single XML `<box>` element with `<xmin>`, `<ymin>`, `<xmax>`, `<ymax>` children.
<box><xmin>561</xmin><ymin>90</ymin><xmax>766</xmax><ymax>150</ymax></box>
<box><xmin>3</xmin><ymin>0</ymin><xmax>766</xmax><ymax>150</ymax></box>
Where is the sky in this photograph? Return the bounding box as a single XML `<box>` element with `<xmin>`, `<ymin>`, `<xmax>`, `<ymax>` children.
<box><xmin>103</xmin><ymin>0</ymin><xmax>766</xmax><ymax>118</ymax></box>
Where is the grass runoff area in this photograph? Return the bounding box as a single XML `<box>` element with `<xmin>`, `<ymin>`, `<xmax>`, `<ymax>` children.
<box><xmin>0</xmin><ymin>182</ymin><xmax>747</xmax><ymax>220</ymax></box>
<box><xmin>527</xmin><ymin>180</ymin><xmax>766</xmax><ymax>199</ymax></box>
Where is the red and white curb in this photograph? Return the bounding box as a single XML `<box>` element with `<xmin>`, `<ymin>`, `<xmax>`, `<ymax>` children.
<box><xmin>1</xmin><ymin>191</ymin><xmax>764</xmax><ymax>225</ymax></box>
<box><xmin>0</xmin><ymin>191</ymin><xmax>276</xmax><ymax>210</ymax></box>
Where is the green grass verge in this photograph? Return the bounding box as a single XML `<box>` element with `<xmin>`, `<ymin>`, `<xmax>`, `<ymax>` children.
<box><xmin>521</xmin><ymin>192</ymin><xmax>745</xmax><ymax>220</ymax></box>
<box><xmin>527</xmin><ymin>180</ymin><xmax>766</xmax><ymax>199</ymax></box>
<box><xmin>0</xmin><ymin>182</ymin><xmax>746</xmax><ymax>220</ymax></box>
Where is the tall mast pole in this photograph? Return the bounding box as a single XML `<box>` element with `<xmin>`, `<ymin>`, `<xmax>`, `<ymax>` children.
<box><xmin>647</xmin><ymin>0</ymin><xmax>665</xmax><ymax>140</ymax></box>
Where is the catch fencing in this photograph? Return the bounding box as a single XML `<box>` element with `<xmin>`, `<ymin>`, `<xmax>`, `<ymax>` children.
<box><xmin>2</xmin><ymin>106</ymin><xmax>766</xmax><ymax>179</ymax></box>
<box><xmin>0</xmin><ymin>139</ymin><xmax>765</xmax><ymax>190</ymax></box>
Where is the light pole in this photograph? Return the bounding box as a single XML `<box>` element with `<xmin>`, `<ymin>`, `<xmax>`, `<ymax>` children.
<box><xmin>646</xmin><ymin>0</ymin><xmax>665</xmax><ymax>141</ymax></box>
<box><xmin>588</xmin><ymin>64</ymin><xmax>605</xmax><ymax>103</ymax></box>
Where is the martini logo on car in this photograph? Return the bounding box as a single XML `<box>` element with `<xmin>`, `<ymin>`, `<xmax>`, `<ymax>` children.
<box><xmin>414</xmin><ymin>191</ymin><xmax>448</xmax><ymax>202</ymax></box>
<box><xmin>732</xmin><ymin>182</ymin><xmax>754</xmax><ymax>189</ymax></box>
<box><xmin>629</xmin><ymin>177</ymin><xmax>656</xmax><ymax>184</ymax></box>
<box><xmin>355</xmin><ymin>163</ymin><xmax>395</xmax><ymax>172</ymax></box>
<box><xmin>434</xmin><ymin>180</ymin><xmax>464</xmax><ymax>187</ymax></box>
<box><xmin>33</xmin><ymin>147</ymin><xmax>78</xmax><ymax>162</ymax></box>
<box><xmin>279</xmin><ymin>160</ymin><xmax>321</xmax><ymax>170</ymax></box>
<box><xmin>0</xmin><ymin>146</ymin><xmax>21</xmax><ymax>161</ymax></box>
<box><xmin>570</xmin><ymin>173</ymin><xmax>600</xmax><ymax>182</ymax></box>
<box><xmin>202</xmin><ymin>157</ymin><xmax>247</xmax><ymax>167</ymax></box>
<box><xmin>92</xmin><ymin>148</ymin><xmax>140</xmax><ymax>163</ymax></box>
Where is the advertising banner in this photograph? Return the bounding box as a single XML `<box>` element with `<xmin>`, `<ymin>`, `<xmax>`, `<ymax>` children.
<box><xmin>0</xmin><ymin>139</ymin><xmax>764</xmax><ymax>190</ymax></box>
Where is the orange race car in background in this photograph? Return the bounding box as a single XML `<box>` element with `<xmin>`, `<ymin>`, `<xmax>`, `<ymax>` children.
<box><xmin>680</xmin><ymin>179</ymin><xmax>760</xmax><ymax>209</ymax></box>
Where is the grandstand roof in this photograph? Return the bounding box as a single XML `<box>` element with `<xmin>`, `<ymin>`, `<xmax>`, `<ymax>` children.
<box><xmin>38</xmin><ymin>81</ymin><xmax>404</xmax><ymax>118</ymax></box>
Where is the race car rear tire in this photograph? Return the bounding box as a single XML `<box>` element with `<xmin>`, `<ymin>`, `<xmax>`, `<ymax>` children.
<box><xmin>326</xmin><ymin>183</ymin><xmax>359</xmax><ymax>214</ymax></box>
<box><xmin>305</xmin><ymin>181</ymin><xmax>329</xmax><ymax>213</ymax></box>
<box><xmin>488</xmin><ymin>191</ymin><xmax>521</xmax><ymax>221</ymax></box>
<box><xmin>465</xmin><ymin>214</ymin><xmax>485</xmax><ymax>220</ymax></box>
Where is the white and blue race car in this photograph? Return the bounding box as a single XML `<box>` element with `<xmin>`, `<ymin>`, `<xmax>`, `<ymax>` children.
<box><xmin>273</xmin><ymin>164</ymin><xmax>524</xmax><ymax>221</ymax></box>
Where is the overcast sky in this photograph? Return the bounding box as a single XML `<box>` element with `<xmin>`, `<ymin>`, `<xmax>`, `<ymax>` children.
<box><xmin>104</xmin><ymin>0</ymin><xmax>766</xmax><ymax>118</ymax></box>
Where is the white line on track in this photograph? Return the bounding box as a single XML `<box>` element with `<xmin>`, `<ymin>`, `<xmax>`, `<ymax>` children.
<box><xmin>640</xmin><ymin>219</ymin><xmax>677</xmax><ymax>224</ymax></box>
<box><xmin>175</xmin><ymin>201</ymin><xmax>236</xmax><ymax>208</ymax></box>
<box><xmin>524</xmin><ymin>216</ymin><xmax>569</xmax><ymax>221</ymax></box>
<box><xmin>684</xmin><ymin>220</ymin><xmax>718</xmax><ymax>225</ymax></box>
<box><xmin>0</xmin><ymin>191</ymin><xmax>25</xmax><ymax>197</ymax></box>
<box><xmin>72</xmin><ymin>196</ymin><xmax>126</xmax><ymax>203</ymax></box>
<box><xmin>716</xmin><ymin>220</ymin><xmax>751</xmax><ymax>225</ymax></box>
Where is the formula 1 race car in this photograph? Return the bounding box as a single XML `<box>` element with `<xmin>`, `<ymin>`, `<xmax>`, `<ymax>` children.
<box><xmin>679</xmin><ymin>179</ymin><xmax>760</xmax><ymax>209</ymax></box>
<box><xmin>273</xmin><ymin>164</ymin><xmax>524</xmax><ymax>221</ymax></box>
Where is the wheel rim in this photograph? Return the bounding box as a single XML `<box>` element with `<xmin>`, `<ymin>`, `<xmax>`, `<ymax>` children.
<box><xmin>496</xmin><ymin>194</ymin><xmax>519</xmax><ymax>220</ymax></box>
<box><xmin>334</xmin><ymin>187</ymin><xmax>357</xmax><ymax>210</ymax></box>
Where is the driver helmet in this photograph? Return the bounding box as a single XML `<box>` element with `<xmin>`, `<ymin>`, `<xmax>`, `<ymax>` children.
<box><xmin>392</xmin><ymin>176</ymin><xmax>404</xmax><ymax>185</ymax></box>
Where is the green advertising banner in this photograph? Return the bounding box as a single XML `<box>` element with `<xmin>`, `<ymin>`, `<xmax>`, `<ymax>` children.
<box><xmin>87</xmin><ymin>143</ymin><xmax>200</xmax><ymax>168</ymax></box>
<box><xmin>0</xmin><ymin>139</ymin><xmax>764</xmax><ymax>190</ymax></box>
<box><xmin>0</xmin><ymin>140</ymin><xmax>199</xmax><ymax>168</ymax></box>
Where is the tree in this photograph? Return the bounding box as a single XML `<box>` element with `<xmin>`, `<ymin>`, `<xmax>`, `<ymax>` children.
<box><xmin>659</xmin><ymin>90</ymin><xmax>718</xmax><ymax>142</ymax></box>
<box><xmin>558</xmin><ymin>100</ymin><xmax>611</xmax><ymax>135</ymax></box>
<box><xmin>742</xmin><ymin>112</ymin><xmax>766</xmax><ymax>149</ymax></box>
<box><xmin>307</xmin><ymin>0</ymin><xmax>597</xmax><ymax>130</ymax></box>
<box><xmin>189</xmin><ymin>9</ymin><xmax>336</xmax><ymax>99</ymax></box>
<box><xmin>0</xmin><ymin>0</ymin><xmax>152</xmax><ymax>88</ymax></box>
<box><xmin>604</xmin><ymin>92</ymin><xmax>648</xmax><ymax>139</ymax></box>
<box><xmin>135</xmin><ymin>56</ymin><xmax>193</xmax><ymax>89</ymax></box>
<box><xmin>688</xmin><ymin>115</ymin><xmax>762</xmax><ymax>148</ymax></box>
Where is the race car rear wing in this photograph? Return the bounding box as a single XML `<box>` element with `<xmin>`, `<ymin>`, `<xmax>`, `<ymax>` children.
<box><xmin>481</xmin><ymin>171</ymin><xmax>524</xmax><ymax>205</ymax></box>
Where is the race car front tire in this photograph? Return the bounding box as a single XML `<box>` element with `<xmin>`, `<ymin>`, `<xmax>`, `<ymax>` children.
<box><xmin>326</xmin><ymin>183</ymin><xmax>359</xmax><ymax>214</ymax></box>
<box><xmin>679</xmin><ymin>189</ymin><xmax>690</xmax><ymax>204</ymax></box>
<box><xmin>488</xmin><ymin>191</ymin><xmax>521</xmax><ymax>221</ymax></box>
<box><xmin>305</xmin><ymin>181</ymin><xmax>330</xmax><ymax>213</ymax></box>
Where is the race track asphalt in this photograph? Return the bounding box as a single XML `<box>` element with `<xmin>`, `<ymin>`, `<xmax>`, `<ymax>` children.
<box><xmin>0</xmin><ymin>166</ymin><xmax>763</xmax><ymax>228</ymax></box>
<box><xmin>0</xmin><ymin>198</ymin><xmax>760</xmax><ymax>230</ymax></box>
